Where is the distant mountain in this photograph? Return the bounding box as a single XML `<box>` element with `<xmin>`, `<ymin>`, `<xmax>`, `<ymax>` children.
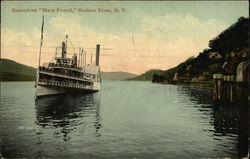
<box><xmin>0</xmin><ymin>58</ymin><xmax>137</xmax><ymax>81</ymax></box>
<box><xmin>101</xmin><ymin>71</ymin><xmax>137</xmax><ymax>80</ymax></box>
<box><xmin>0</xmin><ymin>59</ymin><xmax>36</xmax><ymax>81</ymax></box>
<box><xmin>127</xmin><ymin>69</ymin><xmax>165</xmax><ymax>81</ymax></box>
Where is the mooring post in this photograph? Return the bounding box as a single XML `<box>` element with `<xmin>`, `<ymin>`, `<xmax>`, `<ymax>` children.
<box><xmin>226</xmin><ymin>75</ymin><xmax>231</xmax><ymax>103</ymax></box>
<box><xmin>213</xmin><ymin>74</ymin><xmax>218</xmax><ymax>101</ymax></box>
<box><xmin>223</xmin><ymin>75</ymin><xmax>227</xmax><ymax>102</ymax></box>
<box><xmin>213</xmin><ymin>74</ymin><xmax>223</xmax><ymax>102</ymax></box>
<box><xmin>229</xmin><ymin>75</ymin><xmax>235</xmax><ymax>103</ymax></box>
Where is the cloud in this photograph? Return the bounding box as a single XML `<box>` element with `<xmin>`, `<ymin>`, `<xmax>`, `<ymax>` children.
<box><xmin>141</xmin><ymin>13</ymin><xmax>227</xmax><ymax>40</ymax></box>
<box><xmin>137</xmin><ymin>13</ymin><xmax>229</xmax><ymax>69</ymax></box>
<box><xmin>1</xmin><ymin>28</ymin><xmax>41</xmax><ymax>67</ymax></box>
<box><xmin>1</xmin><ymin>13</ymin><xmax>229</xmax><ymax>74</ymax></box>
<box><xmin>140</xmin><ymin>13</ymin><xmax>228</xmax><ymax>55</ymax></box>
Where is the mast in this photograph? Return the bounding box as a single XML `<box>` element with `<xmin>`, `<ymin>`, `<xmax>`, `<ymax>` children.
<box><xmin>80</xmin><ymin>48</ymin><xmax>82</xmax><ymax>67</ymax></box>
<box><xmin>81</xmin><ymin>49</ymin><xmax>84</xmax><ymax>67</ymax></box>
<box><xmin>85</xmin><ymin>51</ymin><xmax>86</xmax><ymax>66</ymax></box>
<box><xmin>78</xmin><ymin>47</ymin><xmax>81</xmax><ymax>67</ymax></box>
<box><xmin>65</xmin><ymin>35</ymin><xmax>68</xmax><ymax>57</ymax></box>
<box><xmin>82</xmin><ymin>49</ymin><xmax>86</xmax><ymax>67</ymax></box>
<box><xmin>36</xmin><ymin>15</ymin><xmax>44</xmax><ymax>87</ymax></box>
<box><xmin>90</xmin><ymin>54</ymin><xmax>92</xmax><ymax>65</ymax></box>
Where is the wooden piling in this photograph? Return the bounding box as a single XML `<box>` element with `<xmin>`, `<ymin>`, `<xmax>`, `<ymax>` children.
<box><xmin>213</xmin><ymin>61</ymin><xmax>248</xmax><ymax>158</ymax></box>
<box><xmin>213</xmin><ymin>74</ymin><xmax>223</xmax><ymax>103</ymax></box>
<box><xmin>213</xmin><ymin>73</ymin><xmax>245</xmax><ymax>104</ymax></box>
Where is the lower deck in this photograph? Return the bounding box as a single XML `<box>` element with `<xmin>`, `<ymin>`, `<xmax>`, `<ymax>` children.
<box><xmin>36</xmin><ymin>83</ymin><xmax>100</xmax><ymax>97</ymax></box>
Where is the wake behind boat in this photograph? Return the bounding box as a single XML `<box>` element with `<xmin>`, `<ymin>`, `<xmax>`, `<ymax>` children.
<box><xmin>35</xmin><ymin>17</ymin><xmax>101</xmax><ymax>97</ymax></box>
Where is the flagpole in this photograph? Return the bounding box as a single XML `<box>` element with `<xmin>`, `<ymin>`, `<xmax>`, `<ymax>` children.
<box><xmin>36</xmin><ymin>15</ymin><xmax>44</xmax><ymax>88</ymax></box>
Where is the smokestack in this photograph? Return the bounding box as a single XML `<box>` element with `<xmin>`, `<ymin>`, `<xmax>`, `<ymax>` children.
<box><xmin>61</xmin><ymin>42</ymin><xmax>67</xmax><ymax>58</ymax></box>
<box><xmin>95</xmin><ymin>44</ymin><xmax>100</xmax><ymax>66</ymax></box>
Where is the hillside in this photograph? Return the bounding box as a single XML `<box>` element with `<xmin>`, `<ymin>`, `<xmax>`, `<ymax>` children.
<box><xmin>127</xmin><ymin>69</ymin><xmax>164</xmax><ymax>81</ymax></box>
<box><xmin>132</xmin><ymin>17</ymin><xmax>249</xmax><ymax>84</ymax></box>
<box><xmin>0</xmin><ymin>59</ymin><xmax>137</xmax><ymax>81</ymax></box>
<box><xmin>101</xmin><ymin>71</ymin><xmax>137</xmax><ymax>80</ymax></box>
<box><xmin>170</xmin><ymin>17</ymin><xmax>249</xmax><ymax>82</ymax></box>
<box><xmin>0</xmin><ymin>59</ymin><xmax>36</xmax><ymax>81</ymax></box>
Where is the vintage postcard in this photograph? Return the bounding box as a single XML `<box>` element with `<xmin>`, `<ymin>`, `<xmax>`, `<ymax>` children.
<box><xmin>0</xmin><ymin>1</ymin><xmax>249</xmax><ymax>158</ymax></box>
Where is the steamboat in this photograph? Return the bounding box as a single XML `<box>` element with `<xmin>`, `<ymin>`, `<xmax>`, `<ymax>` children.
<box><xmin>35</xmin><ymin>17</ymin><xmax>101</xmax><ymax>97</ymax></box>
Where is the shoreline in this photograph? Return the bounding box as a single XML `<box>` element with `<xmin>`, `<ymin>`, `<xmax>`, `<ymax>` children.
<box><xmin>153</xmin><ymin>81</ymin><xmax>214</xmax><ymax>90</ymax></box>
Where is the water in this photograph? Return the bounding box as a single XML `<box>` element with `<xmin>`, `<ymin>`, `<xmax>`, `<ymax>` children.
<box><xmin>0</xmin><ymin>81</ymin><xmax>244</xmax><ymax>158</ymax></box>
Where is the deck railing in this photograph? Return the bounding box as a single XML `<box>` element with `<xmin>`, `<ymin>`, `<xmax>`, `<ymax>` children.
<box><xmin>39</xmin><ymin>66</ymin><xmax>96</xmax><ymax>81</ymax></box>
<box><xmin>38</xmin><ymin>79</ymin><xmax>93</xmax><ymax>89</ymax></box>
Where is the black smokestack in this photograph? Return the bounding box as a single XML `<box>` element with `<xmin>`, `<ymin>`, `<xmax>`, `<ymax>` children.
<box><xmin>62</xmin><ymin>42</ymin><xmax>66</xmax><ymax>58</ymax></box>
<box><xmin>96</xmin><ymin>44</ymin><xmax>100</xmax><ymax>66</ymax></box>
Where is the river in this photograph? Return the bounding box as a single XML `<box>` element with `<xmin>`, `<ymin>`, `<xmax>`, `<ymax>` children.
<box><xmin>0</xmin><ymin>81</ymin><xmax>244</xmax><ymax>158</ymax></box>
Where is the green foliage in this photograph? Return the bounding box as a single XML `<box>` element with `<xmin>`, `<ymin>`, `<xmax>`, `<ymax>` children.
<box><xmin>197</xmin><ymin>49</ymin><xmax>212</xmax><ymax>61</ymax></box>
<box><xmin>208</xmin><ymin>63</ymin><xmax>222</xmax><ymax>73</ymax></box>
<box><xmin>0</xmin><ymin>59</ymin><xmax>36</xmax><ymax>81</ymax></box>
<box><xmin>0</xmin><ymin>72</ymin><xmax>36</xmax><ymax>81</ymax></box>
<box><xmin>152</xmin><ymin>74</ymin><xmax>166</xmax><ymax>83</ymax></box>
<box><xmin>202</xmin><ymin>71</ymin><xmax>212</xmax><ymax>78</ymax></box>
<box><xmin>162</xmin><ymin>67</ymin><xmax>178</xmax><ymax>83</ymax></box>
<box><xmin>209</xmin><ymin>17</ymin><xmax>249</xmax><ymax>56</ymax></box>
<box><xmin>176</xmin><ymin>56</ymin><xmax>194</xmax><ymax>74</ymax></box>
<box><xmin>127</xmin><ymin>69</ymin><xmax>164</xmax><ymax>81</ymax></box>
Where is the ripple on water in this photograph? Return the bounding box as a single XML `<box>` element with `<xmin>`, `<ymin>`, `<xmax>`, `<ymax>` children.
<box><xmin>0</xmin><ymin>81</ymin><xmax>241</xmax><ymax>158</ymax></box>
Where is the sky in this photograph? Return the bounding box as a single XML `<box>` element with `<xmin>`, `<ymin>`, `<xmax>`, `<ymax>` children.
<box><xmin>1</xmin><ymin>1</ymin><xmax>249</xmax><ymax>74</ymax></box>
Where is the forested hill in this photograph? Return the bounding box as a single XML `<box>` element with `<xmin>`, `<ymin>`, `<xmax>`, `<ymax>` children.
<box><xmin>130</xmin><ymin>17</ymin><xmax>249</xmax><ymax>83</ymax></box>
<box><xmin>126</xmin><ymin>69</ymin><xmax>165</xmax><ymax>81</ymax></box>
<box><xmin>0</xmin><ymin>59</ymin><xmax>36</xmax><ymax>81</ymax></box>
<box><xmin>208</xmin><ymin>17</ymin><xmax>248</xmax><ymax>57</ymax></box>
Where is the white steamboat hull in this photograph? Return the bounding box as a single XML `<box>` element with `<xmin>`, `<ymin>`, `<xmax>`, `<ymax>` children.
<box><xmin>36</xmin><ymin>82</ymin><xmax>100</xmax><ymax>97</ymax></box>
